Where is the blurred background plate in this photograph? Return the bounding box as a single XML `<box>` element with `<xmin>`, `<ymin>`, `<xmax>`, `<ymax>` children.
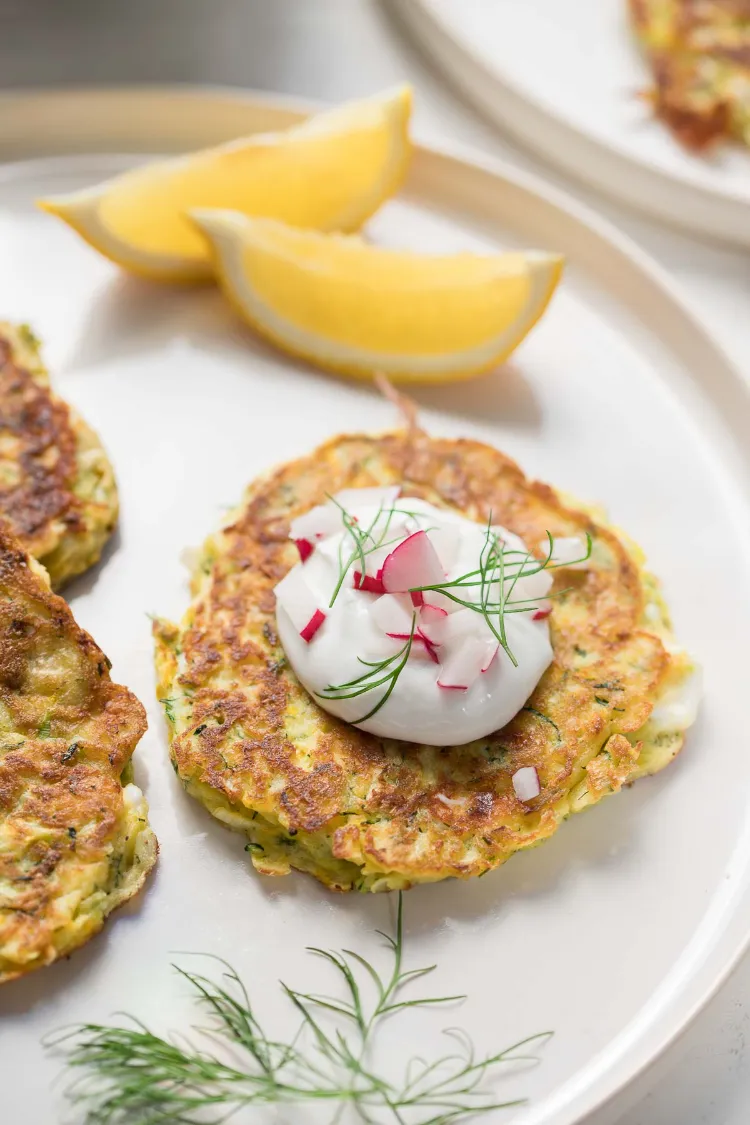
<box><xmin>394</xmin><ymin>0</ymin><xmax>750</xmax><ymax>247</ymax></box>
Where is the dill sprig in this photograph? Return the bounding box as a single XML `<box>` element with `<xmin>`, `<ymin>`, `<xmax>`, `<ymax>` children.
<box><xmin>320</xmin><ymin>498</ymin><xmax>591</xmax><ymax>717</ymax></box>
<box><xmin>46</xmin><ymin>895</ymin><xmax>550</xmax><ymax>1125</ymax></box>
<box><xmin>327</xmin><ymin>497</ymin><xmax>432</xmax><ymax>608</ymax></box>
<box><xmin>318</xmin><ymin>613</ymin><xmax>418</xmax><ymax>722</ymax></box>
<box><xmin>414</xmin><ymin>525</ymin><xmax>592</xmax><ymax>667</ymax></box>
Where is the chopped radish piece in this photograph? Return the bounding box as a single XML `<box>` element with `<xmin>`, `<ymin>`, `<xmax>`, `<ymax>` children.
<box><xmin>514</xmin><ymin>565</ymin><xmax>553</xmax><ymax>600</ymax></box>
<box><xmin>385</xmin><ymin>630</ymin><xmax>440</xmax><ymax>662</ymax></box>
<box><xmin>439</xmin><ymin>608</ymin><xmax>477</xmax><ymax>647</ymax></box>
<box><xmin>481</xmin><ymin>643</ymin><xmax>499</xmax><ymax>673</ymax></box>
<box><xmin>533</xmin><ymin>604</ymin><xmax>552</xmax><ymax>621</ymax></box>
<box><xmin>420</xmin><ymin>603</ymin><xmax>448</xmax><ymax>627</ymax></box>
<box><xmin>381</xmin><ymin>531</ymin><xmax>444</xmax><ymax>597</ymax></box>
<box><xmin>295</xmin><ymin>538</ymin><xmax>314</xmax><ymax>562</ymax></box>
<box><xmin>437</xmin><ymin>636</ymin><xmax>490</xmax><ymax>691</ymax></box>
<box><xmin>512</xmin><ymin>766</ymin><xmax>540</xmax><ymax>801</ymax></box>
<box><xmin>372</xmin><ymin>593</ymin><xmax>413</xmax><ymax>636</ymax></box>
<box><xmin>353</xmin><ymin>570</ymin><xmax>385</xmax><ymax>594</ymax></box>
<box><xmin>418</xmin><ymin>602</ymin><xmax>449</xmax><ymax>644</ymax></box>
<box><xmin>274</xmin><ymin>567</ymin><xmax>321</xmax><ymax>634</ymax></box>
<box><xmin>290</xmin><ymin>504</ymin><xmax>341</xmax><ymax>543</ymax></box>
<box><xmin>334</xmin><ymin>486</ymin><xmax>400</xmax><ymax>511</ymax></box>
<box><xmin>541</xmin><ymin>536</ymin><xmax>590</xmax><ymax>569</ymax></box>
<box><xmin>410</xmin><ymin>590</ymin><xmax>424</xmax><ymax>608</ymax></box>
<box><xmin>417</xmin><ymin>631</ymin><xmax>441</xmax><ymax>663</ymax></box>
<box><xmin>427</xmin><ymin>590</ymin><xmax>462</xmax><ymax>615</ymax></box>
<box><xmin>428</xmin><ymin>525</ymin><xmax>461</xmax><ymax>572</ymax></box>
<box><xmin>300</xmin><ymin>609</ymin><xmax>326</xmax><ymax>643</ymax></box>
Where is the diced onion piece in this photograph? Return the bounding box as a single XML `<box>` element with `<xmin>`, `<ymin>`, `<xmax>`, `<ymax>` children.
<box><xmin>512</xmin><ymin>766</ymin><xmax>540</xmax><ymax>802</ymax></box>
<box><xmin>300</xmin><ymin>609</ymin><xmax>326</xmax><ymax>643</ymax></box>
<box><xmin>381</xmin><ymin>531</ymin><xmax>445</xmax><ymax>596</ymax></box>
<box><xmin>334</xmin><ymin>486</ymin><xmax>400</xmax><ymax>511</ymax></box>
<box><xmin>372</xmin><ymin>593</ymin><xmax>414</xmax><ymax>636</ymax></box>
<box><xmin>541</xmin><ymin>536</ymin><xmax>590</xmax><ymax>569</ymax></box>
<box><xmin>290</xmin><ymin>504</ymin><xmax>342</xmax><ymax>543</ymax></box>
<box><xmin>437</xmin><ymin>636</ymin><xmax>491</xmax><ymax>691</ymax></box>
<box><xmin>435</xmin><ymin>792</ymin><xmax>467</xmax><ymax>808</ymax></box>
<box><xmin>274</xmin><ymin>567</ymin><xmax>322</xmax><ymax>634</ymax></box>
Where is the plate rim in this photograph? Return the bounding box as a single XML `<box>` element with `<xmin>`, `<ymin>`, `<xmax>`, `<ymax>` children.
<box><xmin>388</xmin><ymin>0</ymin><xmax>750</xmax><ymax>249</ymax></box>
<box><xmin>1</xmin><ymin>82</ymin><xmax>749</xmax><ymax>1125</ymax></box>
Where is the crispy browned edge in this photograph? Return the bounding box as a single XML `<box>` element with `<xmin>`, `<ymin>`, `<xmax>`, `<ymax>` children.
<box><xmin>0</xmin><ymin>521</ymin><xmax>155</xmax><ymax>983</ymax></box>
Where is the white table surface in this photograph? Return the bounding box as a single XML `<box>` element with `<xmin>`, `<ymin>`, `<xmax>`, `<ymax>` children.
<box><xmin>0</xmin><ymin>2</ymin><xmax>748</xmax><ymax>1122</ymax></box>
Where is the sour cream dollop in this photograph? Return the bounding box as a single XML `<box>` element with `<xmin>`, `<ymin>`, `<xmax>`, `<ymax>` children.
<box><xmin>275</xmin><ymin>488</ymin><xmax>557</xmax><ymax>746</ymax></box>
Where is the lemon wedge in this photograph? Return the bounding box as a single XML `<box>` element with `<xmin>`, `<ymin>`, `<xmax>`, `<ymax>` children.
<box><xmin>37</xmin><ymin>87</ymin><xmax>412</xmax><ymax>283</ymax></box>
<box><xmin>190</xmin><ymin>211</ymin><xmax>564</xmax><ymax>383</ymax></box>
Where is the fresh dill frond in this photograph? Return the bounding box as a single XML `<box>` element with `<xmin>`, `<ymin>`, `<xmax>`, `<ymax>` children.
<box><xmin>46</xmin><ymin>894</ymin><xmax>550</xmax><ymax>1125</ymax></box>
<box><xmin>318</xmin><ymin>614</ymin><xmax>417</xmax><ymax>722</ymax></box>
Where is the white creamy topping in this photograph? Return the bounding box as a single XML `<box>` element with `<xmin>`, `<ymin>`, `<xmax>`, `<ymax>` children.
<box><xmin>275</xmin><ymin>489</ymin><xmax>559</xmax><ymax>745</ymax></box>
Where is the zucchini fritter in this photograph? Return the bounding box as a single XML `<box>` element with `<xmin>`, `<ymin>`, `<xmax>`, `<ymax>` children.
<box><xmin>0</xmin><ymin>525</ymin><xmax>156</xmax><ymax>983</ymax></box>
<box><xmin>0</xmin><ymin>322</ymin><xmax>118</xmax><ymax>588</ymax></box>
<box><xmin>630</xmin><ymin>0</ymin><xmax>750</xmax><ymax>149</ymax></box>
<box><xmin>154</xmin><ymin>431</ymin><xmax>697</xmax><ymax>893</ymax></box>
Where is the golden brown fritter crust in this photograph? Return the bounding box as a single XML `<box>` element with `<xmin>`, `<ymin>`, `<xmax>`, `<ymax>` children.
<box><xmin>0</xmin><ymin>323</ymin><xmax>118</xmax><ymax>588</ymax></box>
<box><xmin>630</xmin><ymin>0</ymin><xmax>750</xmax><ymax>150</ymax></box>
<box><xmin>0</xmin><ymin>523</ymin><xmax>156</xmax><ymax>983</ymax></box>
<box><xmin>155</xmin><ymin>431</ymin><xmax>690</xmax><ymax>892</ymax></box>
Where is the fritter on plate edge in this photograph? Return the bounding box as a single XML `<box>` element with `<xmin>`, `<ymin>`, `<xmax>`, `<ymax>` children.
<box><xmin>0</xmin><ymin>523</ymin><xmax>156</xmax><ymax>983</ymax></box>
<box><xmin>0</xmin><ymin>322</ymin><xmax>118</xmax><ymax>588</ymax></box>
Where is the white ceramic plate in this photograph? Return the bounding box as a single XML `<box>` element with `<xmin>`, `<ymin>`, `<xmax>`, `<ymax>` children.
<box><xmin>0</xmin><ymin>88</ymin><xmax>749</xmax><ymax>1125</ymax></box>
<box><xmin>393</xmin><ymin>0</ymin><xmax>750</xmax><ymax>247</ymax></box>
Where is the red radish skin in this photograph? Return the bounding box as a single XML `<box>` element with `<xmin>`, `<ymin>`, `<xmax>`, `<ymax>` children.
<box><xmin>385</xmin><ymin>630</ymin><xmax>441</xmax><ymax>663</ymax></box>
<box><xmin>419</xmin><ymin>603</ymin><xmax>448</xmax><ymax>643</ymax></box>
<box><xmin>438</xmin><ymin>637</ymin><xmax>490</xmax><ymax>690</ymax></box>
<box><xmin>481</xmin><ymin>644</ymin><xmax>499</xmax><ymax>673</ymax></box>
<box><xmin>438</xmin><ymin>682</ymin><xmax>468</xmax><ymax>692</ymax></box>
<box><xmin>353</xmin><ymin>570</ymin><xmax>385</xmax><ymax>594</ymax></box>
<box><xmin>533</xmin><ymin>607</ymin><xmax>552</xmax><ymax>621</ymax></box>
<box><xmin>381</xmin><ymin>531</ymin><xmax>445</xmax><ymax>596</ymax></box>
<box><xmin>289</xmin><ymin>504</ymin><xmax>341</xmax><ymax>543</ymax></box>
<box><xmin>410</xmin><ymin>590</ymin><xmax>424</xmax><ymax>607</ymax></box>
<box><xmin>295</xmin><ymin>538</ymin><xmax>314</xmax><ymax>562</ymax></box>
<box><xmin>300</xmin><ymin>609</ymin><xmax>326</xmax><ymax>643</ymax></box>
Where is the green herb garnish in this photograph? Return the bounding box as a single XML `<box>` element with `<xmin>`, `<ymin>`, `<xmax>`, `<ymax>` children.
<box><xmin>159</xmin><ymin>697</ymin><xmax>177</xmax><ymax>724</ymax></box>
<box><xmin>46</xmin><ymin>894</ymin><xmax>549</xmax><ymax>1124</ymax></box>
<box><xmin>318</xmin><ymin>613</ymin><xmax>418</xmax><ymax>722</ymax></box>
<box><xmin>320</xmin><ymin>500</ymin><xmax>591</xmax><ymax>720</ymax></box>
